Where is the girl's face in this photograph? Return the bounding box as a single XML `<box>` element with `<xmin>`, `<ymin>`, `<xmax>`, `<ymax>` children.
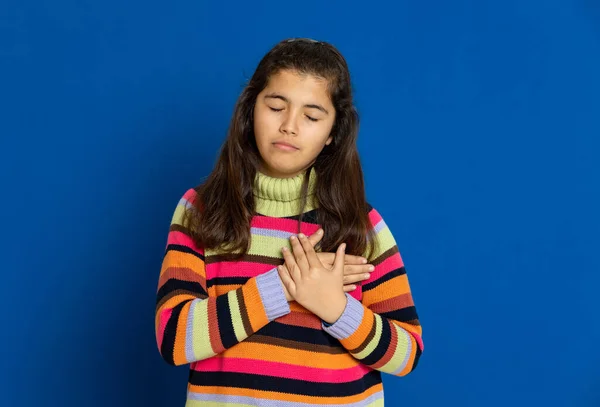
<box><xmin>253</xmin><ymin>69</ymin><xmax>335</xmax><ymax>178</ymax></box>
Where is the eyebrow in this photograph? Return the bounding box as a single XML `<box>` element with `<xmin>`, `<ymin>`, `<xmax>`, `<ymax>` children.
<box><xmin>264</xmin><ymin>93</ymin><xmax>330</xmax><ymax>115</ymax></box>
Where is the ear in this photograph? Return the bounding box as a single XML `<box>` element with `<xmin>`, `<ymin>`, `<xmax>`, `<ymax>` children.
<box><xmin>325</xmin><ymin>135</ymin><xmax>333</xmax><ymax>146</ymax></box>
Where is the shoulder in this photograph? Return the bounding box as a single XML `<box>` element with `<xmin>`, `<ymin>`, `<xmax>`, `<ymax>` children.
<box><xmin>365</xmin><ymin>201</ymin><xmax>386</xmax><ymax>230</ymax></box>
<box><xmin>170</xmin><ymin>188</ymin><xmax>200</xmax><ymax>223</ymax></box>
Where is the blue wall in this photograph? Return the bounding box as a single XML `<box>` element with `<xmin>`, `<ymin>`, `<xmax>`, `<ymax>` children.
<box><xmin>2</xmin><ymin>1</ymin><xmax>599</xmax><ymax>406</ymax></box>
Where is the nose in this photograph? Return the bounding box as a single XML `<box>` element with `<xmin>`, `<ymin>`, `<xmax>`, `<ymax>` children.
<box><xmin>279</xmin><ymin>110</ymin><xmax>299</xmax><ymax>136</ymax></box>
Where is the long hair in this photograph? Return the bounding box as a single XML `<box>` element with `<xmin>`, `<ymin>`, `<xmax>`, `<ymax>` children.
<box><xmin>184</xmin><ymin>38</ymin><xmax>377</xmax><ymax>259</ymax></box>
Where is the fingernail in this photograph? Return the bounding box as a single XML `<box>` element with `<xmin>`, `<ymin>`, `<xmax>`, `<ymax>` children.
<box><xmin>290</xmin><ymin>235</ymin><xmax>296</xmax><ymax>240</ymax></box>
<box><xmin>364</xmin><ymin>274</ymin><xmax>370</xmax><ymax>279</ymax></box>
<box><xmin>317</xmin><ymin>229</ymin><xmax>323</xmax><ymax>234</ymax></box>
<box><xmin>298</xmin><ymin>233</ymin><xmax>305</xmax><ymax>239</ymax></box>
<box><xmin>350</xmin><ymin>285</ymin><xmax>356</xmax><ymax>290</ymax></box>
<box><xmin>368</xmin><ymin>265</ymin><xmax>375</xmax><ymax>271</ymax></box>
<box><xmin>282</xmin><ymin>247</ymin><xmax>288</xmax><ymax>251</ymax></box>
<box><xmin>362</xmin><ymin>258</ymin><xmax>367</xmax><ymax>264</ymax></box>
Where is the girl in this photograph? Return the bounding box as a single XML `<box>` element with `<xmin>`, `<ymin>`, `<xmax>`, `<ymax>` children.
<box><xmin>155</xmin><ymin>38</ymin><xmax>424</xmax><ymax>406</ymax></box>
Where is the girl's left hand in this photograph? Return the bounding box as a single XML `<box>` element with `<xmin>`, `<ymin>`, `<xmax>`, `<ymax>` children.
<box><xmin>277</xmin><ymin>233</ymin><xmax>347</xmax><ymax>324</ymax></box>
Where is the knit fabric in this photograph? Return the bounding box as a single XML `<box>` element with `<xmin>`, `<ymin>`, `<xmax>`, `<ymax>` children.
<box><xmin>155</xmin><ymin>168</ymin><xmax>424</xmax><ymax>406</ymax></box>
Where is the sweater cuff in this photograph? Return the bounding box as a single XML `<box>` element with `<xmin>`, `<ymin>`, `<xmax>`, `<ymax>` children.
<box><xmin>256</xmin><ymin>268</ymin><xmax>291</xmax><ymax>321</ymax></box>
<box><xmin>322</xmin><ymin>293</ymin><xmax>365</xmax><ymax>340</ymax></box>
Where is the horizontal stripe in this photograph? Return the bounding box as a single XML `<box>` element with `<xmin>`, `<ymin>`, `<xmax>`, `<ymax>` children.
<box><xmin>156</xmin><ymin>279</ymin><xmax>207</xmax><ymax>306</ymax></box>
<box><xmin>370</xmin><ymin>293</ymin><xmax>414</xmax><ymax>314</ymax></box>
<box><xmin>187</xmin><ymin>388</ymin><xmax>384</xmax><ymax>407</ymax></box>
<box><xmin>187</xmin><ymin>382</ymin><xmax>383</xmax><ymax>405</ymax></box>
<box><xmin>219</xmin><ymin>341</ymin><xmax>357</xmax><ymax>368</ymax></box>
<box><xmin>206</xmin><ymin>261</ymin><xmax>279</xmax><ymax>278</ymax></box>
<box><xmin>365</xmin><ymin>252</ymin><xmax>404</xmax><ymax>282</ymax></box>
<box><xmin>194</xmin><ymin>357</ymin><xmax>372</xmax><ymax>383</ymax></box>
<box><xmin>245</xmin><ymin>334</ymin><xmax>347</xmax><ymax>355</ymax></box>
<box><xmin>362</xmin><ymin>265</ymin><xmax>405</xmax><ymax>292</ymax></box>
<box><xmin>165</xmin><ymin>243</ymin><xmax>205</xmax><ymax>261</ymax></box>
<box><xmin>189</xmin><ymin>370</ymin><xmax>382</xmax><ymax>397</ymax></box>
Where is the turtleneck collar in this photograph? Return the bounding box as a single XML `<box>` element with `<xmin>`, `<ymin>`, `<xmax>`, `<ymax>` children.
<box><xmin>253</xmin><ymin>167</ymin><xmax>318</xmax><ymax>217</ymax></box>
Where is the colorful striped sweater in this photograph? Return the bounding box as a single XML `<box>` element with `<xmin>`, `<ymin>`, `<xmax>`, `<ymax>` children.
<box><xmin>155</xmin><ymin>169</ymin><xmax>424</xmax><ymax>406</ymax></box>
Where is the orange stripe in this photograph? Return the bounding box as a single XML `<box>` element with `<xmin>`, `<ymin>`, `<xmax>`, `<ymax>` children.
<box><xmin>213</xmin><ymin>284</ymin><xmax>242</xmax><ymax>295</ymax></box>
<box><xmin>188</xmin><ymin>382</ymin><xmax>383</xmax><ymax>403</ymax></box>
<box><xmin>241</xmin><ymin>279</ymin><xmax>269</xmax><ymax>333</ymax></box>
<box><xmin>342</xmin><ymin>308</ymin><xmax>375</xmax><ymax>350</ymax></box>
<box><xmin>160</xmin><ymin>250</ymin><xmax>206</xmax><ymax>278</ymax></box>
<box><xmin>363</xmin><ymin>274</ymin><xmax>410</xmax><ymax>305</ymax></box>
<box><xmin>220</xmin><ymin>342</ymin><xmax>359</xmax><ymax>369</ymax></box>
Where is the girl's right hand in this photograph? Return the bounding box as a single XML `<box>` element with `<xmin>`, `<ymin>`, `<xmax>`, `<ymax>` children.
<box><xmin>278</xmin><ymin>228</ymin><xmax>374</xmax><ymax>301</ymax></box>
<box><xmin>304</xmin><ymin>228</ymin><xmax>374</xmax><ymax>292</ymax></box>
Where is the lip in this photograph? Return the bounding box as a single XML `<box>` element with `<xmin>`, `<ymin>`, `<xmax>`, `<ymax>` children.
<box><xmin>273</xmin><ymin>141</ymin><xmax>299</xmax><ymax>151</ymax></box>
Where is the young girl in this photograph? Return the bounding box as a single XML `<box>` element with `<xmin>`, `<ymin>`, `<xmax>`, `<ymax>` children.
<box><xmin>155</xmin><ymin>38</ymin><xmax>424</xmax><ymax>406</ymax></box>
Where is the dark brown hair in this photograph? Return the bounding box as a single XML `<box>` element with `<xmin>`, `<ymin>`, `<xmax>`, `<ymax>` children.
<box><xmin>184</xmin><ymin>38</ymin><xmax>377</xmax><ymax>259</ymax></box>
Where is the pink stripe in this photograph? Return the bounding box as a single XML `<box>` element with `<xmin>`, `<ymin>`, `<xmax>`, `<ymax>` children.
<box><xmin>157</xmin><ymin>308</ymin><xmax>172</xmax><ymax>350</ymax></box>
<box><xmin>367</xmin><ymin>252</ymin><xmax>404</xmax><ymax>282</ymax></box>
<box><xmin>410</xmin><ymin>332</ymin><xmax>425</xmax><ymax>351</ymax></box>
<box><xmin>167</xmin><ymin>231</ymin><xmax>204</xmax><ymax>254</ymax></box>
<box><xmin>182</xmin><ymin>188</ymin><xmax>198</xmax><ymax>202</ymax></box>
<box><xmin>192</xmin><ymin>357</ymin><xmax>372</xmax><ymax>383</ymax></box>
<box><xmin>206</xmin><ymin>262</ymin><xmax>274</xmax><ymax>279</ymax></box>
<box><xmin>251</xmin><ymin>216</ymin><xmax>320</xmax><ymax>235</ymax></box>
<box><xmin>368</xmin><ymin>208</ymin><xmax>383</xmax><ymax>226</ymax></box>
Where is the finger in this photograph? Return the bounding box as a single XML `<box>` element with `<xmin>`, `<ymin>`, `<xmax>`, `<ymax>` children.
<box><xmin>343</xmin><ymin>273</ymin><xmax>371</xmax><ymax>285</ymax></box>
<box><xmin>307</xmin><ymin>228</ymin><xmax>324</xmax><ymax>248</ymax></box>
<box><xmin>333</xmin><ymin>243</ymin><xmax>346</xmax><ymax>273</ymax></box>
<box><xmin>289</xmin><ymin>236</ymin><xmax>309</xmax><ymax>271</ymax></box>
<box><xmin>343</xmin><ymin>284</ymin><xmax>357</xmax><ymax>292</ymax></box>
<box><xmin>298</xmin><ymin>233</ymin><xmax>322</xmax><ymax>268</ymax></box>
<box><xmin>277</xmin><ymin>265</ymin><xmax>296</xmax><ymax>296</ymax></box>
<box><xmin>317</xmin><ymin>252</ymin><xmax>368</xmax><ymax>266</ymax></box>
<box><xmin>281</xmin><ymin>246</ymin><xmax>301</xmax><ymax>281</ymax></box>
<box><xmin>344</xmin><ymin>254</ymin><xmax>369</xmax><ymax>265</ymax></box>
<box><xmin>343</xmin><ymin>264</ymin><xmax>375</xmax><ymax>276</ymax></box>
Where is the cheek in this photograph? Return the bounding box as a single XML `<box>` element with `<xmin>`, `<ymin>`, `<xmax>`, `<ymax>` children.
<box><xmin>254</xmin><ymin>109</ymin><xmax>277</xmax><ymax>142</ymax></box>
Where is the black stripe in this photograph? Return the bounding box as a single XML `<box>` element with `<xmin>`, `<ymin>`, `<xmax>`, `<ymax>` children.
<box><xmin>207</xmin><ymin>277</ymin><xmax>249</xmax><ymax>288</ymax></box>
<box><xmin>362</xmin><ymin>266</ymin><xmax>406</xmax><ymax>291</ymax></box>
<box><xmin>156</xmin><ymin>279</ymin><xmax>207</xmax><ymax>305</ymax></box>
<box><xmin>256</xmin><ymin>321</ymin><xmax>341</xmax><ymax>347</ymax></box>
<box><xmin>380</xmin><ymin>306</ymin><xmax>419</xmax><ymax>323</ymax></box>
<box><xmin>360</xmin><ymin>318</ymin><xmax>392</xmax><ymax>367</ymax></box>
<box><xmin>164</xmin><ymin>243</ymin><xmax>205</xmax><ymax>261</ymax></box>
<box><xmin>160</xmin><ymin>301</ymin><xmax>187</xmax><ymax>366</ymax></box>
<box><xmin>216</xmin><ymin>292</ymin><xmax>238</xmax><ymax>349</ymax></box>
<box><xmin>189</xmin><ymin>369</ymin><xmax>382</xmax><ymax>397</ymax></box>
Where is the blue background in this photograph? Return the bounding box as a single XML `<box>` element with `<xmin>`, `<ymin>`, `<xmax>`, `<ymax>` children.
<box><xmin>2</xmin><ymin>1</ymin><xmax>599</xmax><ymax>406</ymax></box>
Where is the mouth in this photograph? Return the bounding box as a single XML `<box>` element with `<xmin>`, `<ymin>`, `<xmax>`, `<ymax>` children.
<box><xmin>272</xmin><ymin>142</ymin><xmax>299</xmax><ymax>151</ymax></box>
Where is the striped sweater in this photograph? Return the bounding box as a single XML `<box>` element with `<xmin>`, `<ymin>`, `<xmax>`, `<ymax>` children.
<box><xmin>155</xmin><ymin>169</ymin><xmax>424</xmax><ymax>406</ymax></box>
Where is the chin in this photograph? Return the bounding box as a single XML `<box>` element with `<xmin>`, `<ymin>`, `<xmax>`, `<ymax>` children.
<box><xmin>261</xmin><ymin>161</ymin><xmax>304</xmax><ymax>178</ymax></box>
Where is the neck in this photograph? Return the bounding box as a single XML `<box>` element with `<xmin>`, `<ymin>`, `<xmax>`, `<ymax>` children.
<box><xmin>253</xmin><ymin>167</ymin><xmax>318</xmax><ymax>217</ymax></box>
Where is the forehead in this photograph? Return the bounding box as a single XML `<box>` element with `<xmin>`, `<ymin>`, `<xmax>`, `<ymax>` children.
<box><xmin>263</xmin><ymin>70</ymin><xmax>332</xmax><ymax>103</ymax></box>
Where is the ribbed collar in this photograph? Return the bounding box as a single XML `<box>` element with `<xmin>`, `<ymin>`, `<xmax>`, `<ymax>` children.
<box><xmin>253</xmin><ymin>167</ymin><xmax>318</xmax><ymax>217</ymax></box>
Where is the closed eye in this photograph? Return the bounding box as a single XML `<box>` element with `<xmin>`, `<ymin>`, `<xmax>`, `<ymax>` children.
<box><xmin>305</xmin><ymin>115</ymin><xmax>318</xmax><ymax>122</ymax></box>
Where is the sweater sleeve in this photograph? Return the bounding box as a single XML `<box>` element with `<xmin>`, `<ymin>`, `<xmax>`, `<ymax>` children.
<box><xmin>322</xmin><ymin>206</ymin><xmax>424</xmax><ymax>376</ymax></box>
<box><xmin>155</xmin><ymin>189</ymin><xmax>291</xmax><ymax>366</ymax></box>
